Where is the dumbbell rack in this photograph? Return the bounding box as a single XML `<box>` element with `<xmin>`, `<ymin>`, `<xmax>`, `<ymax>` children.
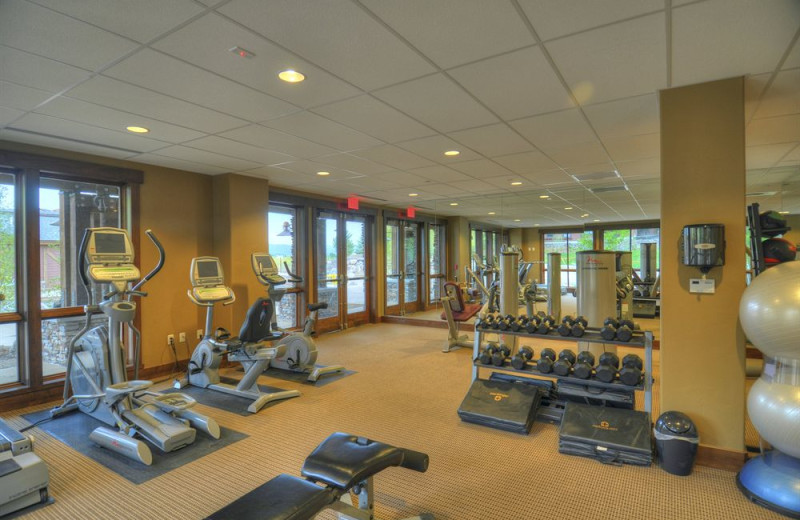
<box><xmin>471</xmin><ymin>326</ymin><xmax>654</xmax><ymax>414</ymax></box>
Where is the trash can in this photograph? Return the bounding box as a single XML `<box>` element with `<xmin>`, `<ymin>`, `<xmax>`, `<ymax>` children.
<box><xmin>654</xmin><ymin>411</ymin><xmax>699</xmax><ymax>476</ymax></box>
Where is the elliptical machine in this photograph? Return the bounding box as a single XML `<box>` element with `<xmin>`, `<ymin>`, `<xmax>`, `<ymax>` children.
<box><xmin>174</xmin><ymin>256</ymin><xmax>300</xmax><ymax>413</ymax></box>
<box><xmin>52</xmin><ymin>228</ymin><xmax>220</xmax><ymax>465</ymax></box>
<box><xmin>251</xmin><ymin>253</ymin><xmax>345</xmax><ymax>383</ymax></box>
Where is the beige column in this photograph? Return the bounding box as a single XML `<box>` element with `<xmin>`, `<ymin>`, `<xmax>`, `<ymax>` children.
<box><xmin>659</xmin><ymin>77</ymin><xmax>746</xmax><ymax>452</ymax></box>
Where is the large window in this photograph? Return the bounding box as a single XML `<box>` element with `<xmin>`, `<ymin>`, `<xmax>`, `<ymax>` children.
<box><xmin>268</xmin><ymin>205</ymin><xmax>301</xmax><ymax>329</ymax></box>
<box><xmin>603</xmin><ymin>227</ymin><xmax>660</xmax><ymax>278</ymax></box>
<box><xmin>0</xmin><ymin>151</ymin><xmax>140</xmax><ymax>396</ymax></box>
<box><xmin>428</xmin><ymin>223</ymin><xmax>446</xmax><ymax>303</ymax></box>
<box><xmin>470</xmin><ymin>227</ymin><xmax>507</xmax><ymax>269</ymax></box>
<box><xmin>543</xmin><ymin>231</ymin><xmax>593</xmax><ymax>288</ymax></box>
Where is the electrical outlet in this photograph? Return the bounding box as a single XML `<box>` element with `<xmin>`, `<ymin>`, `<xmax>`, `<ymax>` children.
<box><xmin>167</xmin><ymin>334</ymin><xmax>175</xmax><ymax>346</ymax></box>
<box><xmin>179</xmin><ymin>332</ymin><xmax>186</xmax><ymax>343</ymax></box>
<box><xmin>196</xmin><ymin>329</ymin><xmax>203</xmax><ymax>339</ymax></box>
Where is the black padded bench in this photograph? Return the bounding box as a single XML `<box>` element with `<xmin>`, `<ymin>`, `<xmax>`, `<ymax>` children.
<box><xmin>207</xmin><ymin>432</ymin><xmax>431</xmax><ymax>520</ymax></box>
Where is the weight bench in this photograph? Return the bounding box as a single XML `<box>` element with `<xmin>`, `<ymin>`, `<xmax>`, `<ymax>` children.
<box><xmin>441</xmin><ymin>281</ymin><xmax>482</xmax><ymax>353</ymax></box>
<box><xmin>207</xmin><ymin>432</ymin><xmax>432</xmax><ymax>520</ymax></box>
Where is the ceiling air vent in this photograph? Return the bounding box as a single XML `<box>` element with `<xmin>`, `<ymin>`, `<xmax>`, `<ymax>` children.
<box><xmin>590</xmin><ymin>185</ymin><xmax>628</xmax><ymax>194</ymax></box>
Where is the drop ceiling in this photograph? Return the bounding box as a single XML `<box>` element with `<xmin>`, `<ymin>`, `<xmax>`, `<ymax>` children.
<box><xmin>0</xmin><ymin>0</ymin><xmax>798</xmax><ymax>226</ymax></box>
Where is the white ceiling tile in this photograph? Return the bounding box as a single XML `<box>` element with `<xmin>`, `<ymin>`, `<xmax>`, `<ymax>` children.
<box><xmin>785</xmin><ymin>38</ymin><xmax>800</xmax><ymax>69</ymax></box>
<box><xmin>449</xmin><ymin>46</ymin><xmax>574</xmax><ymax>120</ymax></box>
<box><xmin>449</xmin><ymin>159</ymin><xmax>513</xmax><ymax>178</ymax></box>
<box><xmin>672</xmin><ymin>0</ymin><xmax>800</xmax><ymax>87</ymax></box>
<box><xmin>546</xmin><ymin>13</ymin><xmax>666</xmax><ymax>104</ymax></box>
<box><xmin>547</xmin><ymin>141</ymin><xmax>609</xmax><ymax>168</ymax></box>
<box><xmin>353</xmin><ymin>187</ymin><xmax>425</xmax><ymax>203</ymax></box>
<box><xmin>340</xmin><ymin>175</ymin><xmax>402</xmax><ymax>191</ymax></box>
<box><xmin>456</xmin><ymin>179</ymin><xmax>506</xmax><ymax>194</ymax></box>
<box><xmin>0</xmin><ymin>106</ymin><xmax>24</xmax><ymax>126</ymax></box>
<box><xmin>182</xmin><ymin>135</ymin><xmax>295</xmax><ymax>165</ymax></box>
<box><xmin>311</xmin><ymin>95</ymin><xmax>435</xmax><ymax>143</ymax></box>
<box><xmin>747</xmin><ymin>115</ymin><xmax>800</xmax><ymax>146</ymax></box>
<box><xmin>35</xmin><ymin>97</ymin><xmax>206</xmax><ymax>143</ymax></box>
<box><xmin>218</xmin><ymin>124</ymin><xmax>337</xmax><ymax>159</ymax></box>
<box><xmin>218</xmin><ymin>0</ymin><xmax>435</xmax><ymax>90</ymax></box>
<box><xmin>0</xmin><ymin>128</ymin><xmax>137</xmax><ymax>159</ymax></box>
<box><xmin>782</xmin><ymin>144</ymin><xmax>800</xmax><ymax>163</ymax></box>
<box><xmin>0</xmin><ymin>81</ymin><xmax>53</xmax><ymax>111</ymax></box>
<box><xmin>417</xmin><ymin>183</ymin><xmax>473</xmax><ymax>197</ymax></box>
<box><xmin>616</xmin><ymin>157</ymin><xmax>660</xmax><ymax>179</ymax></box>
<box><xmin>602</xmin><ymin>133</ymin><xmax>660</xmax><ymax>162</ymax></box>
<box><xmin>745</xmin><ymin>73</ymin><xmax>772</xmax><ymax>121</ymax></box>
<box><xmin>27</xmin><ymin>0</ymin><xmax>205</xmax><ymax>43</ymax></box>
<box><xmin>153</xmin><ymin>145</ymin><xmax>262</xmax><ymax>171</ymax></box>
<box><xmin>353</xmin><ymin>144</ymin><xmax>435</xmax><ymax>170</ymax></box>
<box><xmin>520</xmin><ymin>169</ymin><xmax>575</xmax><ymax>185</ymax></box>
<box><xmin>0</xmin><ymin>0</ymin><xmax>138</xmax><ymax>70</ymax></box>
<box><xmin>519</xmin><ymin>0</ymin><xmax>664</xmax><ymax>41</ymax></box>
<box><xmin>9</xmin><ymin>113</ymin><xmax>171</xmax><ymax>153</ymax></box>
<box><xmin>67</xmin><ymin>76</ymin><xmax>247</xmax><ymax>133</ymax></box>
<box><xmin>361</xmin><ymin>0</ymin><xmax>534</xmax><ymax>69</ymax></box>
<box><xmin>153</xmin><ymin>13</ymin><xmax>360</xmax><ymax>109</ymax></box>
<box><xmin>747</xmin><ymin>143</ymin><xmax>798</xmax><ymax>169</ymax></box>
<box><xmin>261</xmin><ymin>111</ymin><xmax>382</xmax><ymax>151</ymax></box>
<box><xmin>753</xmin><ymin>69</ymin><xmax>800</xmax><ymax>119</ymax></box>
<box><xmin>373</xmin><ymin>74</ymin><xmax>498</xmax><ymax>133</ymax></box>
<box><xmin>103</xmin><ymin>49</ymin><xmax>297</xmax><ymax>122</ymax></box>
<box><xmin>583</xmin><ymin>94</ymin><xmax>659</xmax><ymax>138</ymax></box>
<box><xmin>276</xmin><ymin>160</ymin><xmax>364</xmax><ymax>180</ymax></box>
<box><xmin>395</xmin><ymin>134</ymin><xmax>482</xmax><ymax>163</ymax></box>
<box><xmin>510</xmin><ymin>109</ymin><xmax>597</xmax><ymax>150</ymax></box>
<box><xmin>314</xmin><ymin>153</ymin><xmax>395</xmax><ymax>175</ymax></box>
<box><xmin>130</xmin><ymin>153</ymin><xmax>227</xmax><ymax>174</ymax></box>
<box><xmin>371</xmin><ymin>171</ymin><xmax>432</xmax><ymax>188</ymax></box>
<box><xmin>406</xmin><ymin>165</ymin><xmax>472</xmax><ymax>183</ymax></box>
<box><xmin>244</xmin><ymin>165</ymin><xmax>318</xmax><ymax>185</ymax></box>
<box><xmin>567</xmin><ymin>163</ymin><xmax>619</xmax><ymax>180</ymax></box>
<box><xmin>0</xmin><ymin>46</ymin><xmax>91</xmax><ymax>93</ymax></box>
<box><xmin>493</xmin><ymin>151</ymin><xmax>559</xmax><ymax>175</ymax></box>
<box><xmin>448</xmin><ymin>123</ymin><xmax>534</xmax><ymax>158</ymax></box>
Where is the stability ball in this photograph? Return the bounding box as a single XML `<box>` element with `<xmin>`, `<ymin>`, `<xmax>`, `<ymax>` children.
<box><xmin>739</xmin><ymin>260</ymin><xmax>800</xmax><ymax>359</ymax></box>
<box><xmin>748</xmin><ymin>377</ymin><xmax>800</xmax><ymax>458</ymax></box>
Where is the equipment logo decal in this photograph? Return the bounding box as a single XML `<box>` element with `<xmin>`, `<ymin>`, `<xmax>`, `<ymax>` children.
<box><xmin>592</xmin><ymin>420</ymin><xmax>618</xmax><ymax>431</ymax></box>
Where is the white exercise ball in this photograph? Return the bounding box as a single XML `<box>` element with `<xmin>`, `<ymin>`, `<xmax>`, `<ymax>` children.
<box><xmin>739</xmin><ymin>260</ymin><xmax>800</xmax><ymax>359</ymax></box>
<box><xmin>748</xmin><ymin>377</ymin><xmax>800</xmax><ymax>458</ymax></box>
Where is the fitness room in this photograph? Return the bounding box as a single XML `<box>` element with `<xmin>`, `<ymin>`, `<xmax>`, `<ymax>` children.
<box><xmin>0</xmin><ymin>1</ymin><xmax>799</xmax><ymax>519</ymax></box>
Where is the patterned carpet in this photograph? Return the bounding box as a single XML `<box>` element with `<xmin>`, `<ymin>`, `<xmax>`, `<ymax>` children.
<box><xmin>5</xmin><ymin>323</ymin><xmax>780</xmax><ymax>519</ymax></box>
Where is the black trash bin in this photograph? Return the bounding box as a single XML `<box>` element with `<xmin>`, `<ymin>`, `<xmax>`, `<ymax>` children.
<box><xmin>654</xmin><ymin>411</ymin><xmax>699</xmax><ymax>476</ymax></box>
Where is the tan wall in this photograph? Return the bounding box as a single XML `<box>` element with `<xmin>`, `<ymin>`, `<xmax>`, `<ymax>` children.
<box><xmin>447</xmin><ymin>217</ymin><xmax>471</xmax><ymax>282</ymax></box>
<box><xmin>659</xmin><ymin>77</ymin><xmax>746</xmax><ymax>452</ymax></box>
<box><xmin>521</xmin><ymin>228</ymin><xmax>542</xmax><ymax>282</ymax></box>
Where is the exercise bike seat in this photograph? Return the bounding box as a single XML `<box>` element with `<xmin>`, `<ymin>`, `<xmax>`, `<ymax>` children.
<box><xmin>301</xmin><ymin>432</ymin><xmax>429</xmax><ymax>490</ymax></box>
<box><xmin>106</xmin><ymin>380</ymin><xmax>152</xmax><ymax>400</ymax></box>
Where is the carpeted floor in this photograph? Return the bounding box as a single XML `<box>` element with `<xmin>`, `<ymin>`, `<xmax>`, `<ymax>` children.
<box><xmin>5</xmin><ymin>322</ymin><xmax>779</xmax><ymax>519</ymax></box>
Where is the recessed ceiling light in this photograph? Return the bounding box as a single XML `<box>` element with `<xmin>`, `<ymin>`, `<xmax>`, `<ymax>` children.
<box><xmin>514</xmin><ymin>219</ymin><xmax>521</xmax><ymax>222</ymax></box>
<box><xmin>564</xmin><ymin>207</ymin><xmax>573</xmax><ymax>210</ymax></box>
<box><xmin>279</xmin><ymin>69</ymin><xmax>305</xmax><ymax>83</ymax></box>
<box><xmin>511</xmin><ymin>181</ymin><xmax>523</xmax><ymax>186</ymax></box>
<box><xmin>409</xmin><ymin>193</ymin><xmax>419</xmax><ymax>197</ymax></box>
<box><xmin>539</xmin><ymin>195</ymin><xmax>550</xmax><ymax>199</ymax></box>
<box><xmin>444</xmin><ymin>150</ymin><xmax>460</xmax><ymax>156</ymax></box>
<box><xmin>488</xmin><ymin>212</ymin><xmax>496</xmax><ymax>215</ymax></box>
<box><xmin>779</xmin><ymin>211</ymin><xmax>790</xmax><ymax>214</ymax></box>
<box><xmin>316</xmin><ymin>171</ymin><xmax>330</xmax><ymax>176</ymax></box>
<box><xmin>593</xmin><ymin>219</ymin><xmax>600</xmax><ymax>222</ymax></box>
<box><xmin>126</xmin><ymin>126</ymin><xmax>149</xmax><ymax>133</ymax></box>
<box><xmin>581</xmin><ymin>213</ymin><xmax>589</xmax><ymax>218</ymax></box>
<box><xmin>450</xmin><ymin>202</ymin><xmax>459</xmax><ymax>206</ymax></box>
<box><xmin>534</xmin><ymin>224</ymin><xmax>540</xmax><ymax>227</ymax></box>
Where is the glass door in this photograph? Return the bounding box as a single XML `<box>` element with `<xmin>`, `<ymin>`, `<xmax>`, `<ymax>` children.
<box><xmin>384</xmin><ymin>219</ymin><xmax>423</xmax><ymax>315</ymax></box>
<box><xmin>314</xmin><ymin>210</ymin><xmax>370</xmax><ymax>332</ymax></box>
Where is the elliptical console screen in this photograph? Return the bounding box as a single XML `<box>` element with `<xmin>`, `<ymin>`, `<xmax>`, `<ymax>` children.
<box><xmin>196</xmin><ymin>259</ymin><xmax>219</xmax><ymax>279</ymax></box>
<box><xmin>95</xmin><ymin>232</ymin><xmax>126</xmax><ymax>254</ymax></box>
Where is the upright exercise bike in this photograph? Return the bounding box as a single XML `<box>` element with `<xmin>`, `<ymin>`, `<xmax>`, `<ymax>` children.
<box><xmin>175</xmin><ymin>256</ymin><xmax>300</xmax><ymax>413</ymax></box>
<box><xmin>251</xmin><ymin>253</ymin><xmax>345</xmax><ymax>382</ymax></box>
<box><xmin>52</xmin><ymin>228</ymin><xmax>220</xmax><ymax>465</ymax></box>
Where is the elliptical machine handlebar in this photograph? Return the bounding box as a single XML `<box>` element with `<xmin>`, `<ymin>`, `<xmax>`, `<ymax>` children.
<box><xmin>283</xmin><ymin>261</ymin><xmax>303</xmax><ymax>284</ymax></box>
<box><xmin>77</xmin><ymin>229</ymin><xmax>92</xmax><ymax>301</ymax></box>
<box><xmin>131</xmin><ymin>229</ymin><xmax>165</xmax><ymax>293</ymax></box>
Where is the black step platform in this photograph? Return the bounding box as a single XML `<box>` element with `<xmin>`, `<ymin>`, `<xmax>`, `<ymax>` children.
<box><xmin>557</xmin><ymin>381</ymin><xmax>635</xmax><ymax>409</ymax></box>
<box><xmin>458</xmin><ymin>379</ymin><xmax>541</xmax><ymax>434</ymax></box>
<box><xmin>558</xmin><ymin>402</ymin><xmax>652</xmax><ymax>466</ymax></box>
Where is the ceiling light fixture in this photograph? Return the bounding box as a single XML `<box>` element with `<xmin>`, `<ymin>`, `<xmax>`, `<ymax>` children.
<box><xmin>488</xmin><ymin>212</ymin><xmax>496</xmax><ymax>215</ymax></box>
<box><xmin>409</xmin><ymin>193</ymin><xmax>419</xmax><ymax>197</ymax></box>
<box><xmin>539</xmin><ymin>195</ymin><xmax>550</xmax><ymax>199</ymax></box>
<box><xmin>779</xmin><ymin>211</ymin><xmax>790</xmax><ymax>214</ymax></box>
<box><xmin>450</xmin><ymin>202</ymin><xmax>459</xmax><ymax>206</ymax></box>
<box><xmin>514</xmin><ymin>219</ymin><xmax>521</xmax><ymax>222</ymax></box>
<box><xmin>593</xmin><ymin>219</ymin><xmax>600</xmax><ymax>222</ymax></box>
<box><xmin>444</xmin><ymin>150</ymin><xmax>460</xmax><ymax>156</ymax></box>
<box><xmin>564</xmin><ymin>207</ymin><xmax>573</xmax><ymax>210</ymax></box>
<box><xmin>511</xmin><ymin>181</ymin><xmax>523</xmax><ymax>186</ymax></box>
<box><xmin>279</xmin><ymin>69</ymin><xmax>305</xmax><ymax>83</ymax></box>
<box><xmin>126</xmin><ymin>126</ymin><xmax>149</xmax><ymax>133</ymax></box>
<box><xmin>581</xmin><ymin>213</ymin><xmax>589</xmax><ymax>218</ymax></box>
<box><xmin>317</xmin><ymin>171</ymin><xmax>330</xmax><ymax>176</ymax></box>
<box><xmin>534</xmin><ymin>224</ymin><xmax>540</xmax><ymax>227</ymax></box>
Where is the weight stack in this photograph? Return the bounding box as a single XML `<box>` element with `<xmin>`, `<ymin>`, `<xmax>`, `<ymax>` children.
<box><xmin>458</xmin><ymin>379</ymin><xmax>541</xmax><ymax>434</ymax></box>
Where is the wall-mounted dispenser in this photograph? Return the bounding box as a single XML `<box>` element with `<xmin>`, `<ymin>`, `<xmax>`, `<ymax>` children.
<box><xmin>681</xmin><ymin>224</ymin><xmax>725</xmax><ymax>274</ymax></box>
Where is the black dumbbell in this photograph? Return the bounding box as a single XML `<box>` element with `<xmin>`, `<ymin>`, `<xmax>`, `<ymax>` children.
<box><xmin>619</xmin><ymin>354</ymin><xmax>643</xmax><ymax>386</ymax></box>
<box><xmin>536</xmin><ymin>315</ymin><xmax>555</xmax><ymax>334</ymax></box>
<box><xmin>510</xmin><ymin>346</ymin><xmax>535</xmax><ymax>370</ymax></box>
<box><xmin>573</xmin><ymin>351</ymin><xmax>595</xmax><ymax>379</ymax></box>
<box><xmin>553</xmin><ymin>349</ymin><xmax>576</xmax><ymax>376</ymax></box>
<box><xmin>536</xmin><ymin>347</ymin><xmax>556</xmax><ymax>373</ymax></box>
<box><xmin>595</xmin><ymin>351</ymin><xmax>620</xmax><ymax>383</ymax></box>
<box><xmin>478</xmin><ymin>315</ymin><xmax>493</xmax><ymax>330</ymax></box>
<box><xmin>616</xmin><ymin>319</ymin><xmax>635</xmax><ymax>342</ymax></box>
<box><xmin>478</xmin><ymin>343</ymin><xmax>499</xmax><ymax>365</ymax></box>
<box><xmin>600</xmin><ymin>317</ymin><xmax>620</xmax><ymax>341</ymax></box>
<box><xmin>570</xmin><ymin>315</ymin><xmax>588</xmax><ymax>337</ymax></box>
<box><xmin>557</xmin><ymin>316</ymin><xmax>575</xmax><ymax>337</ymax></box>
<box><xmin>496</xmin><ymin>314</ymin><xmax>514</xmax><ymax>331</ymax></box>
<box><xmin>490</xmin><ymin>314</ymin><xmax>503</xmax><ymax>330</ymax></box>
<box><xmin>524</xmin><ymin>315</ymin><xmax>541</xmax><ymax>334</ymax></box>
<box><xmin>492</xmin><ymin>344</ymin><xmax>511</xmax><ymax>366</ymax></box>
<box><xmin>509</xmin><ymin>315</ymin><xmax>527</xmax><ymax>332</ymax></box>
